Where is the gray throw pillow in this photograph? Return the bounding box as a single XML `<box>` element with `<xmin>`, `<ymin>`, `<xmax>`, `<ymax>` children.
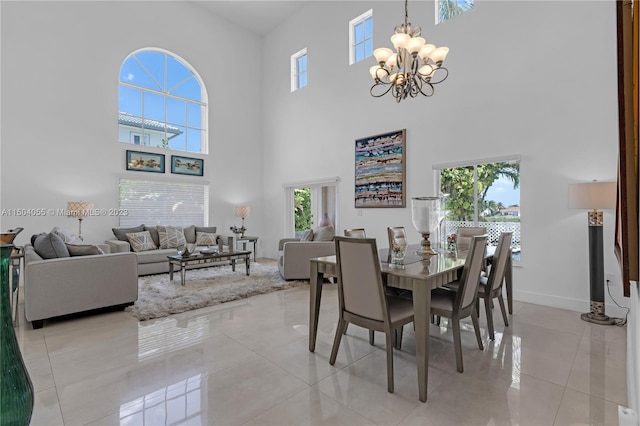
<box><xmin>66</xmin><ymin>244</ymin><xmax>105</xmax><ymax>256</ymax></box>
<box><xmin>157</xmin><ymin>225</ymin><xmax>187</xmax><ymax>249</ymax></box>
<box><xmin>300</xmin><ymin>229</ymin><xmax>314</xmax><ymax>241</ymax></box>
<box><xmin>183</xmin><ymin>225</ymin><xmax>196</xmax><ymax>244</ymax></box>
<box><xmin>196</xmin><ymin>232</ymin><xmax>217</xmax><ymax>246</ymax></box>
<box><xmin>112</xmin><ymin>225</ymin><xmax>145</xmax><ymax>241</ymax></box>
<box><xmin>312</xmin><ymin>225</ymin><xmax>335</xmax><ymax>241</ymax></box>
<box><xmin>144</xmin><ymin>226</ymin><xmax>160</xmax><ymax>247</ymax></box>
<box><xmin>33</xmin><ymin>233</ymin><xmax>70</xmax><ymax>259</ymax></box>
<box><xmin>126</xmin><ymin>231</ymin><xmax>158</xmax><ymax>252</ymax></box>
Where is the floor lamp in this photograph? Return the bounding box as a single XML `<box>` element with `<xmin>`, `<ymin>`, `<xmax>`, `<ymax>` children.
<box><xmin>568</xmin><ymin>181</ymin><xmax>617</xmax><ymax>325</ymax></box>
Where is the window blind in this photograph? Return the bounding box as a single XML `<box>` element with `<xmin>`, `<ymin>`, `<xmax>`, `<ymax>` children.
<box><xmin>118</xmin><ymin>178</ymin><xmax>209</xmax><ymax>227</ymax></box>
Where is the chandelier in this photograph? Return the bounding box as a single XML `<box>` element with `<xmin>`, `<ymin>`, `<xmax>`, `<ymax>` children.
<box><xmin>369</xmin><ymin>0</ymin><xmax>450</xmax><ymax>102</ymax></box>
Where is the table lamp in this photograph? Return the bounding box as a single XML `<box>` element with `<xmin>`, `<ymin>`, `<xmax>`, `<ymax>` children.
<box><xmin>568</xmin><ymin>181</ymin><xmax>616</xmax><ymax>325</ymax></box>
<box><xmin>67</xmin><ymin>201</ymin><xmax>93</xmax><ymax>241</ymax></box>
<box><xmin>236</xmin><ymin>206</ymin><xmax>250</xmax><ymax>229</ymax></box>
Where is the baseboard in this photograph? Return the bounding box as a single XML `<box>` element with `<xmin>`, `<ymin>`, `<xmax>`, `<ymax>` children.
<box><xmin>513</xmin><ymin>290</ymin><xmax>629</xmax><ymax>319</ymax></box>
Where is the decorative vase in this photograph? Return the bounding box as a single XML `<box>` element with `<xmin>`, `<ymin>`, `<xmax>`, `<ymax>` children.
<box><xmin>1</xmin><ymin>244</ymin><xmax>34</xmax><ymax>426</ymax></box>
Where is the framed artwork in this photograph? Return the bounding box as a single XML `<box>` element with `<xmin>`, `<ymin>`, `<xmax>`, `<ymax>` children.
<box><xmin>171</xmin><ymin>155</ymin><xmax>204</xmax><ymax>176</ymax></box>
<box><xmin>354</xmin><ymin>129</ymin><xmax>406</xmax><ymax>208</ymax></box>
<box><xmin>126</xmin><ymin>150</ymin><xmax>165</xmax><ymax>173</ymax></box>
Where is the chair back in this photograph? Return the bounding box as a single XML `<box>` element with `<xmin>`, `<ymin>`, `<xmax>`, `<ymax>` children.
<box><xmin>456</xmin><ymin>226</ymin><xmax>487</xmax><ymax>251</ymax></box>
<box><xmin>456</xmin><ymin>235</ymin><xmax>488</xmax><ymax>311</ymax></box>
<box><xmin>344</xmin><ymin>228</ymin><xmax>366</xmax><ymax>238</ymax></box>
<box><xmin>487</xmin><ymin>232</ymin><xmax>512</xmax><ymax>293</ymax></box>
<box><xmin>387</xmin><ymin>226</ymin><xmax>407</xmax><ymax>249</ymax></box>
<box><xmin>334</xmin><ymin>236</ymin><xmax>386</xmax><ymax>322</ymax></box>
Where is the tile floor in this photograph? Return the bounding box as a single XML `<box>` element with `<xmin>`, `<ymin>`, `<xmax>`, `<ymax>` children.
<box><xmin>14</xmin><ymin>260</ymin><xmax>627</xmax><ymax>426</ymax></box>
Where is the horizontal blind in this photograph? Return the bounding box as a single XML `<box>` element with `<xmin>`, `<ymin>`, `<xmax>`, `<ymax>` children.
<box><xmin>119</xmin><ymin>178</ymin><xmax>209</xmax><ymax>227</ymax></box>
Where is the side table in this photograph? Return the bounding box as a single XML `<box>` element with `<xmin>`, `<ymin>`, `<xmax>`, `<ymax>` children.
<box><xmin>235</xmin><ymin>236</ymin><xmax>258</xmax><ymax>261</ymax></box>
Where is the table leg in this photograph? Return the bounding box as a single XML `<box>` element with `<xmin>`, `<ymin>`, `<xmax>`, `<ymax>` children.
<box><xmin>309</xmin><ymin>261</ymin><xmax>324</xmax><ymax>352</ymax></box>
<box><xmin>412</xmin><ymin>283</ymin><xmax>430</xmax><ymax>402</ymax></box>
<box><xmin>180</xmin><ymin>262</ymin><xmax>186</xmax><ymax>286</ymax></box>
<box><xmin>506</xmin><ymin>251</ymin><xmax>513</xmax><ymax>314</ymax></box>
<box><xmin>169</xmin><ymin>262</ymin><xmax>174</xmax><ymax>281</ymax></box>
<box><xmin>231</xmin><ymin>259</ymin><xmax>236</xmax><ymax>272</ymax></box>
<box><xmin>245</xmin><ymin>254</ymin><xmax>250</xmax><ymax>275</ymax></box>
<box><xmin>253</xmin><ymin>240</ymin><xmax>257</xmax><ymax>261</ymax></box>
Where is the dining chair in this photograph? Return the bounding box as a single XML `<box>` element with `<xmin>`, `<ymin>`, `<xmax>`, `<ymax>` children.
<box><xmin>445</xmin><ymin>232</ymin><xmax>512</xmax><ymax>341</ymax></box>
<box><xmin>430</xmin><ymin>234</ymin><xmax>487</xmax><ymax>373</ymax></box>
<box><xmin>344</xmin><ymin>228</ymin><xmax>366</xmax><ymax>238</ymax></box>
<box><xmin>456</xmin><ymin>226</ymin><xmax>487</xmax><ymax>252</ymax></box>
<box><xmin>330</xmin><ymin>236</ymin><xmax>415</xmax><ymax>393</ymax></box>
<box><xmin>342</xmin><ymin>228</ymin><xmax>375</xmax><ymax>345</ymax></box>
<box><xmin>386</xmin><ymin>226</ymin><xmax>407</xmax><ymax>250</ymax></box>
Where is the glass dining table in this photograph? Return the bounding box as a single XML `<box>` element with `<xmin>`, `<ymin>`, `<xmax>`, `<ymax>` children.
<box><xmin>308</xmin><ymin>245</ymin><xmax>512</xmax><ymax>403</ymax></box>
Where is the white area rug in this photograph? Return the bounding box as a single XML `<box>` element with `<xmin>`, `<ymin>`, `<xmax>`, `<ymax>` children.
<box><xmin>126</xmin><ymin>263</ymin><xmax>304</xmax><ymax>321</ymax></box>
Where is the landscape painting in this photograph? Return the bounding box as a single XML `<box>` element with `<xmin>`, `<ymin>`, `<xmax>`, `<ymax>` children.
<box><xmin>126</xmin><ymin>150</ymin><xmax>165</xmax><ymax>173</ymax></box>
<box><xmin>171</xmin><ymin>155</ymin><xmax>204</xmax><ymax>176</ymax></box>
<box><xmin>355</xmin><ymin>129</ymin><xmax>406</xmax><ymax>208</ymax></box>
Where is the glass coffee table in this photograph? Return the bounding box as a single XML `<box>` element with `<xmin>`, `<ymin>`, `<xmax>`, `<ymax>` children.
<box><xmin>168</xmin><ymin>250</ymin><xmax>251</xmax><ymax>286</ymax></box>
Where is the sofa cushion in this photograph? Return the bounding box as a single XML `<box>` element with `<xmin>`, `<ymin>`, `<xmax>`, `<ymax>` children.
<box><xmin>300</xmin><ymin>229</ymin><xmax>314</xmax><ymax>241</ymax></box>
<box><xmin>183</xmin><ymin>225</ymin><xmax>196</xmax><ymax>244</ymax></box>
<box><xmin>312</xmin><ymin>225</ymin><xmax>335</xmax><ymax>241</ymax></box>
<box><xmin>112</xmin><ymin>224</ymin><xmax>145</xmax><ymax>241</ymax></box>
<box><xmin>33</xmin><ymin>232</ymin><xmax>70</xmax><ymax>259</ymax></box>
<box><xmin>126</xmin><ymin>231</ymin><xmax>158</xmax><ymax>252</ymax></box>
<box><xmin>144</xmin><ymin>226</ymin><xmax>160</xmax><ymax>247</ymax></box>
<box><xmin>51</xmin><ymin>226</ymin><xmax>83</xmax><ymax>244</ymax></box>
<box><xmin>134</xmin><ymin>247</ymin><xmax>177</xmax><ymax>264</ymax></box>
<box><xmin>195</xmin><ymin>226</ymin><xmax>217</xmax><ymax>235</ymax></box>
<box><xmin>157</xmin><ymin>225</ymin><xmax>187</xmax><ymax>249</ymax></box>
<box><xmin>196</xmin><ymin>231</ymin><xmax>217</xmax><ymax>246</ymax></box>
<box><xmin>66</xmin><ymin>244</ymin><xmax>105</xmax><ymax>256</ymax></box>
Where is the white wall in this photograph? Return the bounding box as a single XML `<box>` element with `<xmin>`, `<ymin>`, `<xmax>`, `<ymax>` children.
<box><xmin>0</xmin><ymin>1</ymin><xmax>264</xmax><ymax>249</ymax></box>
<box><xmin>261</xmin><ymin>1</ymin><xmax>627</xmax><ymax>316</ymax></box>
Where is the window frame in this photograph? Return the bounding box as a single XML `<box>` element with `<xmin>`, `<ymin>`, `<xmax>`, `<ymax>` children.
<box><xmin>433</xmin><ymin>155</ymin><xmax>521</xmax><ymax>262</ymax></box>
<box><xmin>349</xmin><ymin>9</ymin><xmax>373</xmax><ymax>65</ymax></box>
<box><xmin>118</xmin><ymin>48</ymin><xmax>209</xmax><ymax>154</ymax></box>
<box><xmin>290</xmin><ymin>48</ymin><xmax>308</xmax><ymax>92</ymax></box>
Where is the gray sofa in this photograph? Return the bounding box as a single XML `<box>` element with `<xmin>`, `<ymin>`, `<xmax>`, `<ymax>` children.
<box><xmin>277</xmin><ymin>225</ymin><xmax>336</xmax><ymax>280</ymax></box>
<box><xmin>106</xmin><ymin>225</ymin><xmax>236</xmax><ymax>276</ymax></box>
<box><xmin>24</xmin><ymin>244</ymin><xmax>138</xmax><ymax>329</ymax></box>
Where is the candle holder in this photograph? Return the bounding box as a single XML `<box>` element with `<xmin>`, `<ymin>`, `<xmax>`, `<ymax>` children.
<box><xmin>411</xmin><ymin>196</ymin><xmax>442</xmax><ymax>257</ymax></box>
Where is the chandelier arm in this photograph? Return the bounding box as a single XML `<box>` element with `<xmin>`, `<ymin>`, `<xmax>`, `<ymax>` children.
<box><xmin>428</xmin><ymin>67</ymin><xmax>449</xmax><ymax>85</ymax></box>
<box><xmin>370</xmin><ymin>82</ymin><xmax>394</xmax><ymax>98</ymax></box>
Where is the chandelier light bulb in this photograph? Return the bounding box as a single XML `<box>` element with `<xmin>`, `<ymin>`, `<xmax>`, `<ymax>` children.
<box><xmin>429</xmin><ymin>47</ymin><xmax>450</xmax><ymax>65</ymax></box>
<box><xmin>373</xmin><ymin>47</ymin><xmax>393</xmax><ymax>64</ymax></box>
<box><xmin>390</xmin><ymin>33</ymin><xmax>410</xmax><ymax>50</ymax></box>
<box><xmin>406</xmin><ymin>36</ymin><xmax>426</xmax><ymax>54</ymax></box>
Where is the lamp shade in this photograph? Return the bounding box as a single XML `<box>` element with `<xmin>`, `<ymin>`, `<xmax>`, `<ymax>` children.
<box><xmin>236</xmin><ymin>206</ymin><xmax>251</xmax><ymax>219</ymax></box>
<box><xmin>568</xmin><ymin>182</ymin><xmax>616</xmax><ymax>210</ymax></box>
<box><xmin>67</xmin><ymin>201</ymin><xmax>93</xmax><ymax>218</ymax></box>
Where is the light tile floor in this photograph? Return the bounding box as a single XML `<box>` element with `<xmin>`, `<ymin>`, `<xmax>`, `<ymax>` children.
<box><xmin>14</xmin><ymin>260</ymin><xmax>627</xmax><ymax>426</ymax></box>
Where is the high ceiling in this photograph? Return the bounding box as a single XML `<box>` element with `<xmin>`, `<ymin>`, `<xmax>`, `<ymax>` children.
<box><xmin>194</xmin><ymin>1</ymin><xmax>310</xmax><ymax>36</ymax></box>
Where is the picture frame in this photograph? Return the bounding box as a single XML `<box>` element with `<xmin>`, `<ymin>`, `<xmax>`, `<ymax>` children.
<box><xmin>171</xmin><ymin>155</ymin><xmax>204</xmax><ymax>176</ymax></box>
<box><xmin>354</xmin><ymin>129</ymin><xmax>406</xmax><ymax>208</ymax></box>
<box><xmin>126</xmin><ymin>150</ymin><xmax>165</xmax><ymax>173</ymax></box>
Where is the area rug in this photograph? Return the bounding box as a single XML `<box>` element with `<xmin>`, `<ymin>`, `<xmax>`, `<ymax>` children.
<box><xmin>126</xmin><ymin>263</ymin><xmax>305</xmax><ymax>321</ymax></box>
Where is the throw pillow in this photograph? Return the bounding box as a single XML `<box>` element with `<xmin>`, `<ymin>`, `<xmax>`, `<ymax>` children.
<box><xmin>66</xmin><ymin>244</ymin><xmax>105</xmax><ymax>256</ymax></box>
<box><xmin>51</xmin><ymin>226</ymin><xmax>83</xmax><ymax>244</ymax></box>
<box><xmin>157</xmin><ymin>225</ymin><xmax>187</xmax><ymax>249</ymax></box>
<box><xmin>300</xmin><ymin>229</ymin><xmax>314</xmax><ymax>241</ymax></box>
<box><xmin>196</xmin><ymin>231</ymin><xmax>217</xmax><ymax>246</ymax></box>
<box><xmin>112</xmin><ymin>224</ymin><xmax>145</xmax><ymax>241</ymax></box>
<box><xmin>126</xmin><ymin>231</ymin><xmax>158</xmax><ymax>252</ymax></box>
<box><xmin>312</xmin><ymin>225</ymin><xmax>335</xmax><ymax>241</ymax></box>
<box><xmin>183</xmin><ymin>225</ymin><xmax>196</xmax><ymax>244</ymax></box>
<box><xmin>33</xmin><ymin>233</ymin><xmax>70</xmax><ymax>259</ymax></box>
<box><xmin>144</xmin><ymin>226</ymin><xmax>160</xmax><ymax>247</ymax></box>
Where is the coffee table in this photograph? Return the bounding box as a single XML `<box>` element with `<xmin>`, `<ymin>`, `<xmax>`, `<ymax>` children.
<box><xmin>168</xmin><ymin>250</ymin><xmax>251</xmax><ymax>286</ymax></box>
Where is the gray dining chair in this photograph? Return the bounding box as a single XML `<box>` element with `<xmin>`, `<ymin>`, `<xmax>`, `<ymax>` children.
<box><xmin>445</xmin><ymin>232</ymin><xmax>512</xmax><ymax>341</ymax></box>
<box><xmin>330</xmin><ymin>236</ymin><xmax>414</xmax><ymax>393</ymax></box>
<box><xmin>342</xmin><ymin>228</ymin><xmax>374</xmax><ymax>345</ymax></box>
<box><xmin>456</xmin><ymin>226</ymin><xmax>487</xmax><ymax>252</ymax></box>
<box><xmin>386</xmin><ymin>226</ymin><xmax>407</xmax><ymax>250</ymax></box>
<box><xmin>430</xmin><ymin>235</ymin><xmax>487</xmax><ymax>373</ymax></box>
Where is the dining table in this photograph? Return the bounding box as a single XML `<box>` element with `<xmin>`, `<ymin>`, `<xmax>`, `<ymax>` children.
<box><xmin>308</xmin><ymin>245</ymin><xmax>513</xmax><ymax>402</ymax></box>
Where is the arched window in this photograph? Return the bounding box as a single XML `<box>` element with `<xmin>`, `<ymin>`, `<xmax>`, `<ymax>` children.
<box><xmin>118</xmin><ymin>49</ymin><xmax>208</xmax><ymax>154</ymax></box>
